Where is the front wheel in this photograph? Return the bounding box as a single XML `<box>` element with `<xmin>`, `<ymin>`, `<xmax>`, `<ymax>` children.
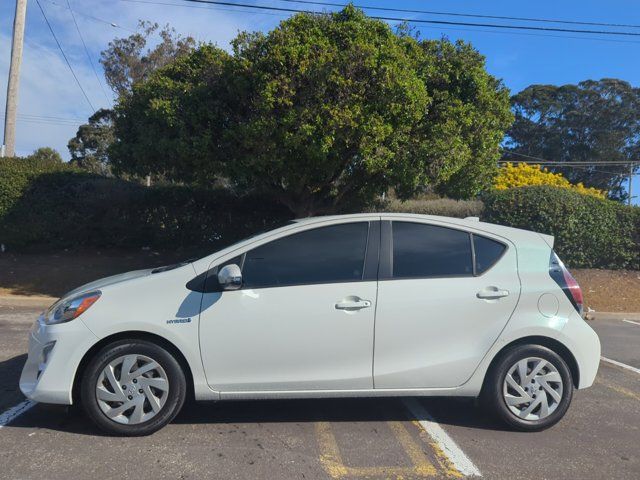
<box><xmin>482</xmin><ymin>345</ymin><xmax>574</xmax><ymax>431</ymax></box>
<box><xmin>81</xmin><ymin>339</ymin><xmax>186</xmax><ymax>436</ymax></box>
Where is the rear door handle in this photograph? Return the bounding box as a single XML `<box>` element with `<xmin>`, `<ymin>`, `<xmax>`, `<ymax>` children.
<box><xmin>477</xmin><ymin>287</ymin><xmax>510</xmax><ymax>299</ymax></box>
<box><xmin>335</xmin><ymin>298</ymin><xmax>372</xmax><ymax>310</ymax></box>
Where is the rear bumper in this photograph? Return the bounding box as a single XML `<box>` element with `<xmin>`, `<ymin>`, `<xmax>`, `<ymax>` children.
<box><xmin>19</xmin><ymin>315</ymin><xmax>98</xmax><ymax>405</ymax></box>
<box><xmin>561</xmin><ymin>312</ymin><xmax>601</xmax><ymax>389</ymax></box>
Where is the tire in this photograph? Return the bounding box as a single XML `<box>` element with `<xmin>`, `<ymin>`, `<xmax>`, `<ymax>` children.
<box><xmin>482</xmin><ymin>344</ymin><xmax>573</xmax><ymax>432</ymax></box>
<box><xmin>81</xmin><ymin>339</ymin><xmax>187</xmax><ymax>436</ymax></box>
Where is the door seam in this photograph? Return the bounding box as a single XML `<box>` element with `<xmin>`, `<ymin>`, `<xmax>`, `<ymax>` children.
<box><xmin>372</xmin><ymin>216</ymin><xmax>382</xmax><ymax>388</ymax></box>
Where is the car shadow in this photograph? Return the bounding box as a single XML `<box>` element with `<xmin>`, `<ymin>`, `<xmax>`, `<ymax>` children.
<box><xmin>0</xmin><ymin>354</ymin><xmax>28</xmax><ymax>410</ymax></box>
<box><xmin>1</xmin><ymin>353</ymin><xmax>508</xmax><ymax>435</ymax></box>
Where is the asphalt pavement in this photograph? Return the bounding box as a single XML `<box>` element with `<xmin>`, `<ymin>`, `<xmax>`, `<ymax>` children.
<box><xmin>0</xmin><ymin>299</ymin><xmax>638</xmax><ymax>480</ymax></box>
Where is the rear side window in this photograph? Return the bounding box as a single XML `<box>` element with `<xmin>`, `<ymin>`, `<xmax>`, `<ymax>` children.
<box><xmin>473</xmin><ymin>235</ymin><xmax>506</xmax><ymax>274</ymax></box>
<box><xmin>242</xmin><ymin>223</ymin><xmax>369</xmax><ymax>288</ymax></box>
<box><xmin>392</xmin><ymin>222</ymin><xmax>473</xmax><ymax>278</ymax></box>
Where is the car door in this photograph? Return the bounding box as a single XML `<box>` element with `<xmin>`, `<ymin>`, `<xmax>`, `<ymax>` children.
<box><xmin>374</xmin><ymin>219</ymin><xmax>520</xmax><ymax>389</ymax></box>
<box><xmin>199</xmin><ymin>219</ymin><xmax>380</xmax><ymax>392</ymax></box>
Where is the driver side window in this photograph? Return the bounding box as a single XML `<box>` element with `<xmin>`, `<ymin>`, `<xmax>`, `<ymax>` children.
<box><xmin>242</xmin><ymin>222</ymin><xmax>370</xmax><ymax>289</ymax></box>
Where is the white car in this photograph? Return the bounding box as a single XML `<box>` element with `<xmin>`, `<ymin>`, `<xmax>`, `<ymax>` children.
<box><xmin>20</xmin><ymin>214</ymin><xmax>600</xmax><ymax>436</ymax></box>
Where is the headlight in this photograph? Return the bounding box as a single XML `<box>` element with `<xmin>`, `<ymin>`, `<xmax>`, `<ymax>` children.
<box><xmin>45</xmin><ymin>291</ymin><xmax>101</xmax><ymax>325</ymax></box>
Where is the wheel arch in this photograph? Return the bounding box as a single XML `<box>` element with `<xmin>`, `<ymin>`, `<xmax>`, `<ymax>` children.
<box><xmin>484</xmin><ymin>336</ymin><xmax>580</xmax><ymax>389</ymax></box>
<box><xmin>72</xmin><ymin>330</ymin><xmax>195</xmax><ymax>404</ymax></box>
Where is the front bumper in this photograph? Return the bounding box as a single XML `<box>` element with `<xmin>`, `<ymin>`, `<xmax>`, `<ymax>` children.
<box><xmin>19</xmin><ymin>315</ymin><xmax>98</xmax><ymax>405</ymax></box>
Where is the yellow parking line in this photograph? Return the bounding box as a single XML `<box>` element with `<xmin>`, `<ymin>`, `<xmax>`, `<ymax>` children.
<box><xmin>596</xmin><ymin>378</ymin><xmax>640</xmax><ymax>401</ymax></box>
<box><xmin>316</xmin><ymin>422</ymin><xmax>349</xmax><ymax>478</ymax></box>
<box><xmin>387</xmin><ymin>421</ymin><xmax>438</xmax><ymax>477</ymax></box>
<box><xmin>316</xmin><ymin>421</ymin><xmax>455</xmax><ymax>478</ymax></box>
<box><xmin>411</xmin><ymin>421</ymin><xmax>463</xmax><ymax>479</ymax></box>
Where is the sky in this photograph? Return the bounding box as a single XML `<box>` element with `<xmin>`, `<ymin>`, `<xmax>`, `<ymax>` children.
<box><xmin>1</xmin><ymin>0</ymin><xmax>639</xmax><ymax>202</ymax></box>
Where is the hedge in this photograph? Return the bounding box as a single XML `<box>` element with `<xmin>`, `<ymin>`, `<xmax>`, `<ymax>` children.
<box><xmin>0</xmin><ymin>158</ymin><xmax>292</xmax><ymax>251</ymax></box>
<box><xmin>1</xmin><ymin>158</ymin><xmax>638</xmax><ymax>270</ymax></box>
<box><xmin>482</xmin><ymin>186</ymin><xmax>640</xmax><ymax>270</ymax></box>
<box><xmin>0</xmin><ymin>156</ymin><xmax>78</xmax><ymax>219</ymax></box>
<box><xmin>375</xmin><ymin>197</ymin><xmax>484</xmax><ymax>218</ymax></box>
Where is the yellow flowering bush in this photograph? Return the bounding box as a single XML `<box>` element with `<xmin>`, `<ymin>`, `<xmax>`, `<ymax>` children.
<box><xmin>494</xmin><ymin>162</ymin><xmax>606</xmax><ymax>199</ymax></box>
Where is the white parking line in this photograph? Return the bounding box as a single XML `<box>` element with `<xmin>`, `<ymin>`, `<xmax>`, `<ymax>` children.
<box><xmin>601</xmin><ymin>356</ymin><xmax>640</xmax><ymax>375</ymax></box>
<box><xmin>403</xmin><ymin>398</ymin><xmax>482</xmax><ymax>477</ymax></box>
<box><xmin>0</xmin><ymin>400</ymin><xmax>35</xmax><ymax>429</ymax></box>
<box><xmin>622</xmin><ymin>319</ymin><xmax>640</xmax><ymax>327</ymax></box>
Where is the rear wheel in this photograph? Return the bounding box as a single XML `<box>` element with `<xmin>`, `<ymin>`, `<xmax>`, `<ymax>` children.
<box><xmin>81</xmin><ymin>340</ymin><xmax>186</xmax><ymax>436</ymax></box>
<box><xmin>482</xmin><ymin>344</ymin><xmax>573</xmax><ymax>431</ymax></box>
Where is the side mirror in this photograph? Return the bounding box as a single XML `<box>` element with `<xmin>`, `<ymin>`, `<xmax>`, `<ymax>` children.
<box><xmin>217</xmin><ymin>264</ymin><xmax>242</xmax><ymax>290</ymax></box>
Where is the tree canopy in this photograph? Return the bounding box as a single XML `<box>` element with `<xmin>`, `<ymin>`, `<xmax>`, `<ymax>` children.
<box><xmin>100</xmin><ymin>21</ymin><xmax>196</xmax><ymax>99</ymax></box>
<box><xmin>504</xmin><ymin>79</ymin><xmax>640</xmax><ymax>200</ymax></box>
<box><xmin>29</xmin><ymin>147</ymin><xmax>63</xmax><ymax>163</ymax></box>
<box><xmin>68</xmin><ymin>23</ymin><xmax>196</xmax><ymax>175</ymax></box>
<box><xmin>111</xmin><ymin>7</ymin><xmax>512</xmax><ymax>215</ymax></box>
<box><xmin>68</xmin><ymin>109</ymin><xmax>115</xmax><ymax>175</ymax></box>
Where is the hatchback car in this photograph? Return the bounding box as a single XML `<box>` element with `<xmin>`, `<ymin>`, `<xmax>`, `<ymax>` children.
<box><xmin>20</xmin><ymin>214</ymin><xmax>600</xmax><ymax>436</ymax></box>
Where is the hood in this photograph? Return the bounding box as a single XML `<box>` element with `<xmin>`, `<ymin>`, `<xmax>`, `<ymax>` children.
<box><xmin>62</xmin><ymin>268</ymin><xmax>154</xmax><ymax>299</ymax></box>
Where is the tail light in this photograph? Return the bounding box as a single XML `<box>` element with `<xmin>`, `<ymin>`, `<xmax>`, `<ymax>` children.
<box><xmin>549</xmin><ymin>251</ymin><xmax>583</xmax><ymax>315</ymax></box>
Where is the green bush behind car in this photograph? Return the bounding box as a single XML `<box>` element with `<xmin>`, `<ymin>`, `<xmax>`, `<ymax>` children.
<box><xmin>1</xmin><ymin>157</ymin><xmax>638</xmax><ymax>269</ymax></box>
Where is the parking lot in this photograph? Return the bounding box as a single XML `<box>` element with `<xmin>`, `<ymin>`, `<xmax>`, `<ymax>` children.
<box><xmin>1</xmin><ymin>299</ymin><xmax>638</xmax><ymax>480</ymax></box>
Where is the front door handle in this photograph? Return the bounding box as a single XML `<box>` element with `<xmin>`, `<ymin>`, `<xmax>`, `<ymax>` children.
<box><xmin>335</xmin><ymin>297</ymin><xmax>372</xmax><ymax>311</ymax></box>
<box><xmin>477</xmin><ymin>286</ymin><xmax>510</xmax><ymax>300</ymax></box>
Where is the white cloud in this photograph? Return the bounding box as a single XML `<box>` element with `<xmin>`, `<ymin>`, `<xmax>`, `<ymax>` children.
<box><xmin>1</xmin><ymin>0</ymin><xmax>285</xmax><ymax>158</ymax></box>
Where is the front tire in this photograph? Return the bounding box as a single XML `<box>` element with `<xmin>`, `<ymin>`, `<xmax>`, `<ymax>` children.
<box><xmin>81</xmin><ymin>339</ymin><xmax>186</xmax><ymax>436</ymax></box>
<box><xmin>482</xmin><ymin>344</ymin><xmax>573</xmax><ymax>431</ymax></box>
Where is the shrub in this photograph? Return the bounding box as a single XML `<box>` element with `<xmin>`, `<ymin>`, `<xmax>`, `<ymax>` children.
<box><xmin>375</xmin><ymin>197</ymin><xmax>484</xmax><ymax>218</ymax></box>
<box><xmin>0</xmin><ymin>156</ymin><xmax>78</xmax><ymax>219</ymax></box>
<box><xmin>0</xmin><ymin>167</ymin><xmax>292</xmax><ymax>251</ymax></box>
<box><xmin>494</xmin><ymin>163</ymin><xmax>606</xmax><ymax>199</ymax></box>
<box><xmin>482</xmin><ymin>186</ymin><xmax>639</xmax><ymax>269</ymax></box>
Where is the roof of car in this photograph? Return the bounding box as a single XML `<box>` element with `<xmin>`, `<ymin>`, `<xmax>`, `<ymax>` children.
<box><xmin>293</xmin><ymin>212</ymin><xmax>484</xmax><ymax>228</ymax></box>
<box><xmin>292</xmin><ymin>213</ymin><xmax>552</xmax><ymax>246</ymax></box>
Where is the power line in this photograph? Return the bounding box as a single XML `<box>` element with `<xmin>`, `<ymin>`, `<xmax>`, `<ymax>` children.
<box><xmin>167</xmin><ymin>0</ymin><xmax>640</xmax><ymax>37</ymax></box>
<box><xmin>499</xmin><ymin>161</ymin><xmax>628</xmax><ymax>177</ymax></box>
<box><xmin>1</xmin><ymin>110</ymin><xmax>86</xmax><ymax>122</ymax></box>
<box><xmin>118</xmin><ymin>0</ymin><xmax>640</xmax><ymax>44</ymax></box>
<box><xmin>65</xmin><ymin>0</ymin><xmax>111</xmax><ymax>105</ymax></box>
<box><xmin>35</xmin><ymin>0</ymin><xmax>96</xmax><ymax>112</ymax></box>
<box><xmin>275</xmin><ymin>0</ymin><xmax>640</xmax><ymax>29</ymax></box>
<box><xmin>119</xmin><ymin>0</ymin><xmax>288</xmax><ymax>17</ymax></box>
<box><xmin>20</xmin><ymin>113</ymin><xmax>85</xmax><ymax>121</ymax></box>
<box><xmin>501</xmin><ymin>150</ymin><xmax>640</xmax><ymax>166</ymax></box>
<box><xmin>43</xmin><ymin>0</ymin><xmax>136</xmax><ymax>32</ymax></box>
<box><xmin>17</xmin><ymin>119</ymin><xmax>81</xmax><ymax>127</ymax></box>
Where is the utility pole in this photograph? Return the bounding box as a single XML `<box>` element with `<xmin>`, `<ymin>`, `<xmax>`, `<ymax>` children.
<box><xmin>2</xmin><ymin>0</ymin><xmax>28</xmax><ymax>158</ymax></box>
<box><xmin>629</xmin><ymin>163</ymin><xmax>634</xmax><ymax>206</ymax></box>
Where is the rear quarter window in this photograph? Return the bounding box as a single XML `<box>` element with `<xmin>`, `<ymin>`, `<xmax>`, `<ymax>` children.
<box><xmin>473</xmin><ymin>235</ymin><xmax>507</xmax><ymax>274</ymax></box>
<box><xmin>392</xmin><ymin>222</ymin><xmax>473</xmax><ymax>278</ymax></box>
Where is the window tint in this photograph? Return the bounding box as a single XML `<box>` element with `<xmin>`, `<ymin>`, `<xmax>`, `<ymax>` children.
<box><xmin>242</xmin><ymin>223</ymin><xmax>369</xmax><ymax>288</ymax></box>
<box><xmin>392</xmin><ymin>222</ymin><xmax>472</xmax><ymax>278</ymax></box>
<box><xmin>473</xmin><ymin>235</ymin><xmax>506</xmax><ymax>274</ymax></box>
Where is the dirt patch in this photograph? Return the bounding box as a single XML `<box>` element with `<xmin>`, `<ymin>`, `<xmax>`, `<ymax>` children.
<box><xmin>1</xmin><ymin>250</ymin><xmax>638</xmax><ymax>312</ymax></box>
<box><xmin>572</xmin><ymin>268</ymin><xmax>640</xmax><ymax>313</ymax></box>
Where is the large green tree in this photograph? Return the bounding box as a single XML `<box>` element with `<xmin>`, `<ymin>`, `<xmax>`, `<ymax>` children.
<box><xmin>505</xmin><ymin>79</ymin><xmax>640</xmax><ymax>199</ymax></box>
<box><xmin>68</xmin><ymin>109</ymin><xmax>115</xmax><ymax>175</ymax></box>
<box><xmin>68</xmin><ymin>22</ymin><xmax>196</xmax><ymax>176</ymax></box>
<box><xmin>408</xmin><ymin>38</ymin><xmax>513</xmax><ymax>198</ymax></box>
<box><xmin>112</xmin><ymin>7</ymin><xmax>512</xmax><ymax>215</ymax></box>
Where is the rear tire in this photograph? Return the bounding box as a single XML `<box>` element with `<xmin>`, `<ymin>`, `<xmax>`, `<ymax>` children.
<box><xmin>482</xmin><ymin>344</ymin><xmax>573</xmax><ymax>431</ymax></box>
<box><xmin>81</xmin><ymin>339</ymin><xmax>186</xmax><ymax>436</ymax></box>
